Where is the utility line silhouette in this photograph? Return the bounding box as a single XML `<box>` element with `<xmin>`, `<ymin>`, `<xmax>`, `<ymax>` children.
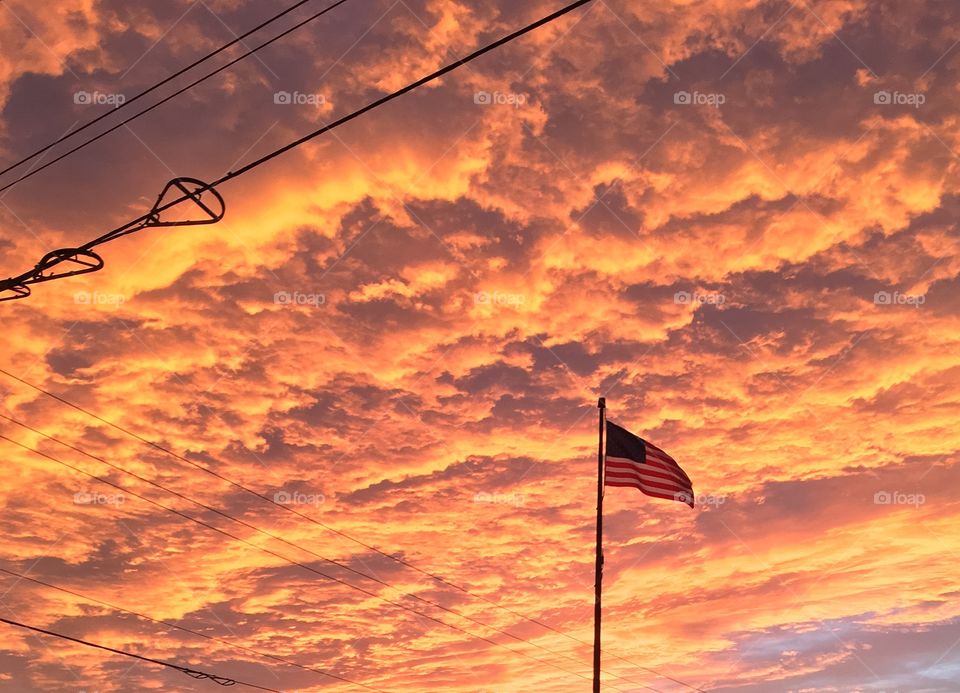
<box><xmin>0</xmin><ymin>433</ymin><xmax>629</xmax><ymax>692</ymax></box>
<box><xmin>0</xmin><ymin>566</ymin><xmax>389</xmax><ymax>693</ymax></box>
<box><xmin>0</xmin><ymin>615</ymin><xmax>279</xmax><ymax>690</ymax></box>
<box><xmin>0</xmin><ymin>0</ymin><xmax>322</xmax><ymax>181</ymax></box>
<box><xmin>0</xmin><ymin>0</ymin><xmax>704</xmax><ymax>686</ymax></box>
<box><xmin>0</xmin><ymin>0</ymin><xmax>353</xmax><ymax>196</ymax></box>
<box><xmin>0</xmin><ymin>413</ymin><xmax>653</xmax><ymax>690</ymax></box>
<box><xmin>3</xmin><ymin>410</ymin><xmax>674</xmax><ymax>691</ymax></box>
<box><xmin>0</xmin><ymin>0</ymin><xmax>598</xmax><ymax>302</ymax></box>
<box><xmin>0</xmin><ymin>366</ymin><xmax>703</xmax><ymax>692</ymax></box>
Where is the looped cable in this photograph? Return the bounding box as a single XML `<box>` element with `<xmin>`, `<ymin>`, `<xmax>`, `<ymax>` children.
<box><xmin>31</xmin><ymin>247</ymin><xmax>105</xmax><ymax>283</ymax></box>
<box><xmin>0</xmin><ymin>283</ymin><xmax>30</xmax><ymax>302</ymax></box>
<box><xmin>179</xmin><ymin>666</ymin><xmax>238</xmax><ymax>686</ymax></box>
<box><xmin>145</xmin><ymin>177</ymin><xmax>225</xmax><ymax>227</ymax></box>
<box><xmin>0</xmin><ymin>248</ymin><xmax>105</xmax><ymax>302</ymax></box>
<box><xmin>1</xmin><ymin>0</ymin><xmax>596</xmax><ymax>305</ymax></box>
<box><xmin>211</xmin><ymin>675</ymin><xmax>239</xmax><ymax>687</ymax></box>
<box><xmin>0</xmin><ymin>178</ymin><xmax>224</xmax><ymax>302</ymax></box>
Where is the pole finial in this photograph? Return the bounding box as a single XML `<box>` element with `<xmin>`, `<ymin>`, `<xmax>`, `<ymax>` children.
<box><xmin>598</xmin><ymin>397</ymin><xmax>606</xmax><ymax>409</ymax></box>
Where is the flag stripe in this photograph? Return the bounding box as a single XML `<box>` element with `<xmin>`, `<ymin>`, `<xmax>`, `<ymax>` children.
<box><xmin>643</xmin><ymin>450</ymin><xmax>691</xmax><ymax>478</ymax></box>
<box><xmin>644</xmin><ymin>457</ymin><xmax>692</xmax><ymax>485</ymax></box>
<box><xmin>647</xmin><ymin>448</ymin><xmax>675</xmax><ymax>462</ymax></box>
<box><xmin>604</xmin><ymin>481</ymin><xmax>691</xmax><ymax>504</ymax></box>
<box><xmin>605</xmin><ymin>468</ymin><xmax>690</xmax><ymax>495</ymax></box>
<box><xmin>606</xmin><ymin>480</ymin><xmax>677</xmax><ymax>500</ymax></box>
<box><xmin>603</xmin><ymin>422</ymin><xmax>694</xmax><ymax>508</ymax></box>
<box><xmin>605</xmin><ymin>467</ymin><xmax>691</xmax><ymax>491</ymax></box>
<box><xmin>607</xmin><ymin>456</ymin><xmax>690</xmax><ymax>486</ymax></box>
<box><xmin>644</xmin><ymin>447</ymin><xmax>686</xmax><ymax>469</ymax></box>
<box><xmin>605</xmin><ymin>460</ymin><xmax>688</xmax><ymax>487</ymax></box>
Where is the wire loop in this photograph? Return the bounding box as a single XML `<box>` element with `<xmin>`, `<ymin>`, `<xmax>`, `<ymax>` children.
<box><xmin>32</xmin><ymin>248</ymin><xmax>105</xmax><ymax>283</ymax></box>
<box><xmin>146</xmin><ymin>177</ymin><xmax>225</xmax><ymax>227</ymax></box>
<box><xmin>0</xmin><ymin>283</ymin><xmax>30</xmax><ymax>302</ymax></box>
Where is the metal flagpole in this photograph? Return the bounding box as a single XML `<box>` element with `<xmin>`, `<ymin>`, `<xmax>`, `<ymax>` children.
<box><xmin>593</xmin><ymin>397</ymin><xmax>606</xmax><ymax>693</ymax></box>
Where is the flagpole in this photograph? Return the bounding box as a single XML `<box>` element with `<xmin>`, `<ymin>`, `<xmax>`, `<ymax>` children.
<box><xmin>593</xmin><ymin>397</ymin><xmax>606</xmax><ymax>693</ymax></box>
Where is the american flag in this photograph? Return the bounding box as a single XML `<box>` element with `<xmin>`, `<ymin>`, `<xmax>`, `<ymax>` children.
<box><xmin>604</xmin><ymin>421</ymin><xmax>694</xmax><ymax>508</ymax></box>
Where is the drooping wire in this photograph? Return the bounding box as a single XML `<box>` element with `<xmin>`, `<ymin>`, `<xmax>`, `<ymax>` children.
<box><xmin>0</xmin><ymin>432</ymin><xmax>630</xmax><ymax>693</ymax></box>
<box><xmin>0</xmin><ymin>616</ymin><xmax>280</xmax><ymax>691</ymax></box>
<box><xmin>0</xmin><ymin>566</ymin><xmax>389</xmax><ymax>693</ymax></box>
<box><xmin>0</xmin><ymin>0</ymin><xmax>321</xmax><ymax>181</ymax></box>
<box><xmin>0</xmin><ymin>0</ymin><xmax>598</xmax><ymax>302</ymax></box>
<box><xmin>0</xmin><ymin>0</ymin><xmax>704</xmax><ymax>685</ymax></box>
<box><xmin>0</xmin><ymin>366</ymin><xmax>705</xmax><ymax>692</ymax></box>
<box><xmin>0</xmin><ymin>413</ymin><xmax>657</xmax><ymax>690</ymax></box>
<box><xmin>0</xmin><ymin>0</ymin><xmax>353</xmax><ymax>195</ymax></box>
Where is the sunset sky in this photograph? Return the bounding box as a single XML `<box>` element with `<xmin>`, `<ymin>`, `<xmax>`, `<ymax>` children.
<box><xmin>1</xmin><ymin>0</ymin><xmax>959</xmax><ymax>690</ymax></box>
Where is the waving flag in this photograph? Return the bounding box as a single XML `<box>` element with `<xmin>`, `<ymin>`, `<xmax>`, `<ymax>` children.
<box><xmin>604</xmin><ymin>421</ymin><xmax>694</xmax><ymax>508</ymax></box>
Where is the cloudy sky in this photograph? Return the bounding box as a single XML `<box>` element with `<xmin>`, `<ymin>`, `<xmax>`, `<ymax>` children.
<box><xmin>0</xmin><ymin>0</ymin><xmax>959</xmax><ymax>690</ymax></box>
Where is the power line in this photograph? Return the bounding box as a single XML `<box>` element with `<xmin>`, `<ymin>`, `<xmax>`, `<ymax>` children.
<box><xmin>0</xmin><ymin>432</ymin><xmax>629</xmax><ymax>692</ymax></box>
<box><xmin>0</xmin><ymin>615</ymin><xmax>280</xmax><ymax>691</ymax></box>
<box><xmin>0</xmin><ymin>0</ymin><xmax>320</xmax><ymax>181</ymax></box>
<box><xmin>0</xmin><ymin>0</ymin><xmax>598</xmax><ymax>302</ymax></box>
<box><xmin>0</xmin><ymin>566</ymin><xmax>388</xmax><ymax>693</ymax></box>
<box><xmin>311</xmin><ymin>509</ymin><xmax>702</xmax><ymax>691</ymax></box>
<box><xmin>0</xmin><ymin>366</ymin><xmax>704</xmax><ymax>692</ymax></box>
<box><xmin>0</xmin><ymin>0</ymin><xmax>353</xmax><ymax>195</ymax></box>
<box><xmin>0</xmin><ymin>413</ymin><xmax>652</xmax><ymax>691</ymax></box>
<box><xmin>0</xmin><ymin>0</ymin><xmax>703</xmax><ymax>684</ymax></box>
